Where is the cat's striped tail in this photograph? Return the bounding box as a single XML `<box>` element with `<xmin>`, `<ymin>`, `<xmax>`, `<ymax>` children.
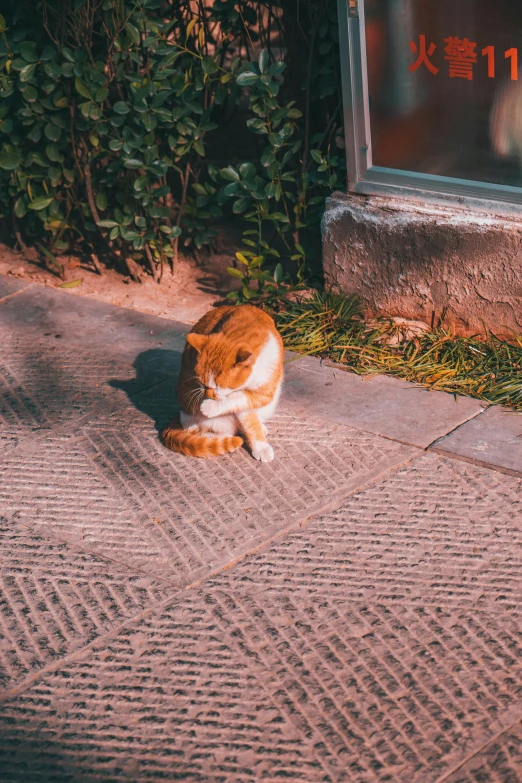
<box><xmin>161</xmin><ymin>426</ymin><xmax>242</xmax><ymax>458</ymax></box>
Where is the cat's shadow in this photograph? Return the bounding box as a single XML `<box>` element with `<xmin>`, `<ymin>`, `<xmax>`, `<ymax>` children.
<box><xmin>109</xmin><ymin>348</ymin><xmax>182</xmax><ymax>439</ymax></box>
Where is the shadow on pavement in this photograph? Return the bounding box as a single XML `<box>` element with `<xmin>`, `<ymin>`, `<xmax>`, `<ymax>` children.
<box><xmin>109</xmin><ymin>348</ymin><xmax>182</xmax><ymax>438</ymax></box>
<box><xmin>0</xmin><ymin>733</ymin><xmax>142</xmax><ymax>782</ymax></box>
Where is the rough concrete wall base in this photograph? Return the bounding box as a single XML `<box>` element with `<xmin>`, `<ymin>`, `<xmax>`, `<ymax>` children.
<box><xmin>322</xmin><ymin>192</ymin><xmax>522</xmax><ymax>335</ymax></box>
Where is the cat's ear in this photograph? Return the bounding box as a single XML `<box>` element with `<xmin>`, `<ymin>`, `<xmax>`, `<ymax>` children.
<box><xmin>235</xmin><ymin>347</ymin><xmax>253</xmax><ymax>366</ymax></box>
<box><xmin>186</xmin><ymin>333</ymin><xmax>209</xmax><ymax>353</ymax></box>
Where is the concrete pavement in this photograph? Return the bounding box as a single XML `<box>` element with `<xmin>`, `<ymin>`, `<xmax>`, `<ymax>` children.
<box><xmin>0</xmin><ymin>275</ymin><xmax>521</xmax><ymax>782</ymax></box>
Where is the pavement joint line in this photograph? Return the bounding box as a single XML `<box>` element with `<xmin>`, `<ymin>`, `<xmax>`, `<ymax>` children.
<box><xmin>429</xmin><ymin>445</ymin><xmax>522</xmax><ymax>479</ymax></box>
<box><xmin>0</xmin><ymin>375</ymin><xmax>171</xmax><ymax>463</ymax></box>
<box><xmin>281</xmin><ymin>413</ymin><xmax>424</xmax><ymax>452</ymax></box>
<box><xmin>3</xmin><ymin>277</ymin><xmax>522</xmax><ymax>779</ymax></box>
<box><xmin>411</xmin><ymin>399</ymin><xmax>488</xmax><ymax>453</ymax></box>
<box><xmin>13</xmin><ymin>519</ymin><xmax>184</xmax><ymax>591</ymax></box>
<box><xmin>0</xmin><ymin>405</ymin><xmax>118</xmax><ymax>462</ymax></box>
<box><xmin>0</xmin><ymin>282</ymin><xmax>509</xmax><ymax>472</ymax></box>
<box><xmin>283</xmin><ymin>402</ymin><xmax>488</xmax><ymax>455</ymax></box>
<box><xmin>434</xmin><ymin>714</ymin><xmax>522</xmax><ymax>783</ymax></box>
<box><xmin>426</xmin><ymin>404</ymin><xmax>487</xmax><ymax>450</ymax></box>
<box><xmin>0</xmin><ymin>585</ymin><xmax>183</xmax><ymax>705</ymax></box>
<box><xmin>0</xmin><ymin>283</ymin><xmax>34</xmax><ymax>305</ymax></box>
<box><xmin>184</xmin><ymin>447</ymin><xmax>422</xmax><ymax>591</ymax></box>
<box><xmin>425</xmin><ymin>397</ymin><xmax>522</xmax><ymax>478</ymax></box>
<box><xmin>0</xmin><ymin>374</ymin><xmax>406</xmax><ymax>465</ymax></box>
<box><xmin>0</xmin><ymin>446</ymin><xmax>421</xmax><ymax>705</ymax></box>
<box><xmin>420</xmin><ymin>403</ymin><xmax>522</xmax><ymax>477</ymax></box>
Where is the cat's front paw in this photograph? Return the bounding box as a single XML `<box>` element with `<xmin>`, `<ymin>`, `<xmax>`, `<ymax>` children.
<box><xmin>200</xmin><ymin>398</ymin><xmax>222</xmax><ymax>418</ymax></box>
<box><xmin>251</xmin><ymin>441</ymin><xmax>274</xmax><ymax>463</ymax></box>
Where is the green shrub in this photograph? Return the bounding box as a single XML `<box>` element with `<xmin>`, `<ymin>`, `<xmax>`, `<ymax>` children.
<box><xmin>0</xmin><ymin>0</ymin><xmax>344</xmax><ymax>295</ymax></box>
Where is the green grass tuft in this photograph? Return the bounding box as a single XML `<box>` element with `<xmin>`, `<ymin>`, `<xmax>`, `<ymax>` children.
<box><xmin>272</xmin><ymin>291</ymin><xmax>522</xmax><ymax>410</ymax></box>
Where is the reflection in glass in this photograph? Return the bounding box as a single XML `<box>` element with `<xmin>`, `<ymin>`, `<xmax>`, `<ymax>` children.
<box><xmin>365</xmin><ymin>0</ymin><xmax>522</xmax><ymax>186</ymax></box>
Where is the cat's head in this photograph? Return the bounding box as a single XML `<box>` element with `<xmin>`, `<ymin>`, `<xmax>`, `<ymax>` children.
<box><xmin>186</xmin><ymin>332</ymin><xmax>253</xmax><ymax>399</ymax></box>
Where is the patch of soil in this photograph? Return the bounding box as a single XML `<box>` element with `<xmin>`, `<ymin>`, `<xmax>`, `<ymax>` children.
<box><xmin>0</xmin><ymin>241</ymin><xmax>240</xmax><ymax>326</ymax></box>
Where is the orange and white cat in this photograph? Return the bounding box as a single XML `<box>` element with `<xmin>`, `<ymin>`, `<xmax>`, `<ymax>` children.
<box><xmin>162</xmin><ymin>305</ymin><xmax>284</xmax><ymax>461</ymax></box>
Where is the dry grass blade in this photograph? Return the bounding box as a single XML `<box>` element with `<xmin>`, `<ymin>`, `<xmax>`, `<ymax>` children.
<box><xmin>272</xmin><ymin>292</ymin><xmax>522</xmax><ymax>411</ymax></box>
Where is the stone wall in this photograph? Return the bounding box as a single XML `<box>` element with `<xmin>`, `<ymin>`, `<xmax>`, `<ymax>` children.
<box><xmin>322</xmin><ymin>192</ymin><xmax>522</xmax><ymax>335</ymax></box>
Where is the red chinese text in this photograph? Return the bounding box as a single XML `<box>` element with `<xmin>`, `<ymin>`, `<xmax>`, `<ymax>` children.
<box><xmin>409</xmin><ymin>35</ymin><xmax>439</xmax><ymax>75</ymax></box>
<box><xmin>444</xmin><ymin>37</ymin><xmax>477</xmax><ymax>80</ymax></box>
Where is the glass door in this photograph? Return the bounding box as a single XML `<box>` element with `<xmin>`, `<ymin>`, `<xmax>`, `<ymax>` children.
<box><xmin>339</xmin><ymin>0</ymin><xmax>522</xmax><ymax>207</ymax></box>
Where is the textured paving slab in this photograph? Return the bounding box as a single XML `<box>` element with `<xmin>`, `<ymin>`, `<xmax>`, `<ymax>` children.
<box><xmin>1</xmin><ymin>393</ymin><xmax>416</xmax><ymax>585</ymax></box>
<box><xmin>0</xmin><ymin>577</ymin><xmax>520</xmax><ymax>782</ymax></box>
<box><xmin>0</xmin><ymin>286</ymin><xmax>185</xmax><ymax>453</ymax></box>
<box><xmin>0</xmin><ymin>516</ymin><xmax>175</xmax><ymax>697</ymax></box>
<box><xmin>218</xmin><ymin>451</ymin><xmax>522</xmax><ymax>607</ymax></box>
<box><xmin>204</xmin><ymin>593</ymin><xmax>522</xmax><ymax>783</ymax></box>
<box><xmin>1</xmin><ymin>275</ymin><xmax>522</xmax><ymax>783</ymax></box>
<box><xmin>197</xmin><ymin>452</ymin><xmax>522</xmax><ymax>781</ymax></box>
<box><xmin>283</xmin><ymin>356</ymin><xmax>484</xmax><ymax>448</ymax></box>
<box><xmin>0</xmin><ymin>592</ymin><xmax>331</xmax><ymax>783</ymax></box>
<box><xmin>443</xmin><ymin>721</ymin><xmax>522</xmax><ymax>783</ymax></box>
<box><xmin>432</xmin><ymin>405</ymin><xmax>522</xmax><ymax>476</ymax></box>
<box><xmin>0</xmin><ymin>334</ymin><xmax>150</xmax><ymax>453</ymax></box>
<box><xmin>0</xmin><ymin>343</ymin><xmax>174</xmax><ymax>454</ymax></box>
